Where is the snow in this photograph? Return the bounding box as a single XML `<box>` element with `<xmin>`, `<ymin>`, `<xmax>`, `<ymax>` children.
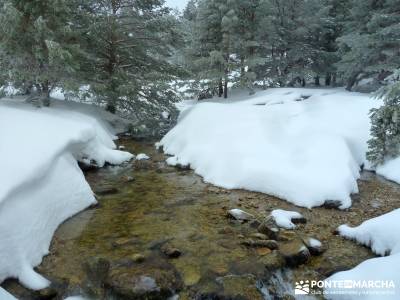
<box><xmin>161</xmin><ymin>88</ymin><xmax>380</xmax><ymax>208</ymax></box>
<box><xmin>0</xmin><ymin>99</ymin><xmax>133</xmax><ymax>291</ymax></box>
<box><xmin>336</xmin><ymin>209</ymin><xmax>400</xmax><ymax>256</ymax></box>
<box><xmin>270</xmin><ymin>209</ymin><xmax>304</xmax><ymax>229</ymax></box>
<box><xmin>228</xmin><ymin>209</ymin><xmax>254</xmax><ymax>221</ymax></box>
<box><xmin>136</xmin><ymin>153</ymin><xmax>150</xmax><ymax>160</ymax></box>
<box><xmin>375</xmin><ymin>157</ymin><xmax>400</xmax><ymax>183</ymax></box>
<box><xmin>308</xmin><ymin>237</ymin><xmax>322</xmax><ymax>248</ymax></box>
<box><xmin>0</xmin><ymin>288</ymin><xmax>17</xmax><ymax>300</ymax></box>
<box><xmin>325</xmin><ymin>209</ymin><xmax>400</xmax><ymax>299</ymax></box>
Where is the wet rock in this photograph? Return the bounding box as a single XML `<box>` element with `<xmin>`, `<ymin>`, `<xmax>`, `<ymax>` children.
<box><xmin>94</xmin><ymin>186</ymin><xmax>119</xmax><ymax>196</ymax></box>
<box><xmin>161</xmin><ymin>244</ymin><xmax>182</xmax><ymax>258</ymax></box>
<box><xmin>278</xmin><ymin>239</ymin><xmax>310</xmax><ymax>267</ymax></box>
<box><xmin>291</xmin><ymin>216</ymin><xmax>307</xmax><ymax>225</ymax></box>
<box><xmin>257</xmin><ymin>218</ymin><xmax>279</xmax><ymax>240</ymax></box>
<box><xmin>84</xmin><ymin>256</ymin><xmax>111</xmax><ymax>285</ymax></box>
<box><xmin>228</xmin><ymin>209</ymin><xmax>254</xmax><ymax>221</ymax></box>
<box><xmin>33</xmin><ymin>287</ymin><xmax>58</xmax><ymax>300</ymax></box>
<box><xmin>78</xmin><ymin>160</ymin><xmax>99</xmax><ymax>172</ymax></box>
<box><xmin>323</xmin><ymin>200</ymin><xmax>342</xmax><ymax>209</ymax></box>
<box><xmin>249</xmin><ymin>219</ymin><xmax>261</xmax><ymax>229</ymax></box>
<box><xmin>242</xmin><ymin>239</ymin><xmax>278</xmax><ymax>250</ymax></box>
<box><xmin>302</xmin><ymin>237</ymin><xmax>325</xmax><ymax>256</ymax></box>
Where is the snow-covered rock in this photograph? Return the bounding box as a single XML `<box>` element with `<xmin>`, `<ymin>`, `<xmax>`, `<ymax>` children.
<box><xmin>325</xmin><ymin>209</ymin><xmax>400</xmax><ymax>299</ymax></box>
<box><xmin>161</xmin><ymin>88</ymin><xmax>380</xmax><ymax>208</ymax></box>
<box><xmin>228</xmin><ymin>209</ymin><xmax>254</xmax><ymax>221</ymax></box>
<box><xmin>0</xmin><ymin>100</ymin><xmax>133</xmax><ymax>291</ymax></box>
<box><xmin>270</xmin><ymin>209</ymin><xmax>305</xmax><ymax>229</ymax></box>
<box><xmin>136</xmin><ymin>153</ymin><xmax>150</xmax><ymax>161</ymax></box>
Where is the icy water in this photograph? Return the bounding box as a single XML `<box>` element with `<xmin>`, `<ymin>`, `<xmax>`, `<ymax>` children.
<box><xmin>3</xmin><ymin>138</ymin><xmax>400</xmax><ymax>299</ymax></box>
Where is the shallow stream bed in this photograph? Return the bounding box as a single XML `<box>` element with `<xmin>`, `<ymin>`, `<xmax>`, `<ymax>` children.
<box><xmin>3</xmin><ymin>138</ymin><xmax>400</xmax><ymax>299</ymax></box>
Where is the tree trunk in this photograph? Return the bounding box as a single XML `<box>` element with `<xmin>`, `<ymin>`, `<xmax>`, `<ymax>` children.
<box><xmin>332</xmin><ymin>73</ymin><xmax>337</xmax><ymax>86</ymax></box>
<box><xmin>325</xmin><ymin>73</ymin><xmax>331</xmax><ymax>86</ymax></box>
<box><xmin>301</xmin><ymin>78</ymin><xmax>306</xmax><ymax>87</ymax></box>
<box><xmin>314</xmin><ymin>76</ymin><xmax>320</xmax><ymax>86</ymax></box>
<box><xmin>224</xmin><ymin>75</ymin><xmax>228</xmax><ymax>99</ymax></box>
<box><xmin>218</xmin><ymin>78</ymin><xmax>223</xmax><ymax>97</ymax></box>
<box><xmin>346</xmin><ymin>72</ymin><xmax>359</xmax><ymax>91</ymax></box>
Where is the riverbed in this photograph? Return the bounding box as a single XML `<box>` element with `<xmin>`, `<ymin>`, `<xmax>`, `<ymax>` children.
<box><xmin>3</xmin><ymin>138</ymin><xmax>400</xmax><ymax>299</ymax></box>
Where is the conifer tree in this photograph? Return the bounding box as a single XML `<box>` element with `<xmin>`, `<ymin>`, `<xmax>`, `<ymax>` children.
<box><xmin>0</xmin><ymin>0</ymin><xmax>82</xmax><ymax>105</ymax></box>
<box><xmin>368</xmin><ymin>73</ymin><xmax>400</xmax><ymax>165</ymax></box>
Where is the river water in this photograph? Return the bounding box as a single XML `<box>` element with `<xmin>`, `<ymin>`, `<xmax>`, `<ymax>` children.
<box><xmin>3</xmin><ymin>138</ymin><xmax>400</xmax><ymax>299</ymax></box>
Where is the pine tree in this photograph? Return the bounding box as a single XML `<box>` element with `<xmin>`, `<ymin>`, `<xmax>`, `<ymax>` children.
<box><xmin>0</xmin><ymin>0</ymin><xmax>82</xmax><ymax>105</ymax></box>
<box><xmin>368</xmin><ymin>72</ymin><xmax>400</xmax><ymax>165</ymax></box>
<box><xmin>337</xmin><ymin>0</ymin><xmax>400</xmax><ymax>90</ymax></box>
<box><xmin>79</xmin><ymin>0</ymin><xmax>184</xmax><ymax>117</ymax></box>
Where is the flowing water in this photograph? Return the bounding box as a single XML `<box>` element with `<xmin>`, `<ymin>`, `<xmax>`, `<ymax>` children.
<box><xmin>3</xmin><ymin>138</ymin><xmax>400</xmax><ymax>299</ymax></box>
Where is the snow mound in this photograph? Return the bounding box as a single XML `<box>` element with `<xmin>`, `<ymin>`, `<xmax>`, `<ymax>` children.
<box><xmin>325</xmin><ymin>209</ymin><xmax>400</xmax><ymax>299</ymax></box>
<box><xmin>337</xmin><ymin>209</ymin><xmax>400</xmax><ymax>256</ymax></box>
<box><xmin>270</xmin><ymin>209</ymin><xmax>304</xmax><ymax>229</ymax></box>
<box><xmin>0</xmin><ymin>101</ymin><xmax>133</xmax><ymax>291</ymax></box>
<box><xmin>161</xmin><ymin>88</ymin><xmax>379</xmax><ymax>208</ymax></box>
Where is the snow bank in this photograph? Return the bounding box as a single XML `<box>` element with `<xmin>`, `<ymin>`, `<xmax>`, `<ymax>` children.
<box><xmin>161</xmin><ymin>88</ymin><xmax>379</xmax><ymax>208</ymax></box>
<box><xmin>325</xmin><ymin>210</ymin><xmax>400</xmax><ymax>299</ymax></box>
<box><xmin>0</xmin><ymin>101</ymin><xmax>133</xmax><ymax>291</ymax></box>
<box><xmin>270</xmin><ymin>209</ymin><xmax>304</xmax><ymax>229</ymax></box>
<box><xmin>375</xmin><ymin>157</ymin><xmax>400</xmax><ymax>183</ymax></box>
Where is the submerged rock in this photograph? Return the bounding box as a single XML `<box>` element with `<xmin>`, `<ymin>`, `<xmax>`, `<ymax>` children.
<box><xmin>161</xmin><ymin>244</ymin><xmax>182</xmax><ymax>259</ymax></box>
<box><xmin>94</xmin><ymin>186</ymin><xmax>119</xmax><ymax>196</ymax></box>
<box><xmin>107</xmin><ymin>275</ymin><xmax>164</xmax><ymax>299</ymax></box>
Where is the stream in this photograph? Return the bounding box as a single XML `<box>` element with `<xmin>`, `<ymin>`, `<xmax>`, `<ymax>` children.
<box><xmin>3</xmin><ymin>138</ymin><xmax>400</xmax><ymax>300</ymax></box>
